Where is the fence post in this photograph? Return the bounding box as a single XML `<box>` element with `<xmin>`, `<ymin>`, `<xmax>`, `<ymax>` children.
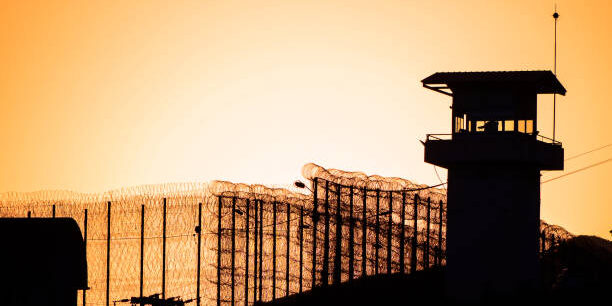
<box><xmin>322</xmin><ymin>180</ymin><xmax>330</xmax><ymax>287</ymax></box>
<box><xmin>140</xmin><ymin>204</ymin><xmax>145</xmax><ymax>306</ymax></box>
<box><xmin>162</xmin><ymin>198</ymin><xmax>167</xmax><ymax>300</ymax></box>
<box><xmin>333</xmin><ymin>183</ymin><xmax>342</xmax><ymax>285</ymax></box>
<box><xmin>375</xmin><ymin>189</ymin><xmax>380</xmax><ymax>275</ymax></box>
<box><xmin>272</xmin><ymin>201</ymin><xmax>277</xmax><ymax>300</ymax></box>
<box><xmin>197</xmin><ymin>202</ymin><xmax>202</xmax><ymax>306</ymax></box>
<box><xmin>106</xmin><ymin>201</ymin><xmax>111</xmax><ymax>306</ymax></box>
<box><xmin>361</xmin><ymin>188</ymin><xmax>367</xmax><ymax>277</ymax></box>
<box><xmin>411</xmin><ymin>194</ymin><xmax>419</xmax><ymax>273</ymax></box>
<box><xmin>438</xmin><ymin>200</ymin><xmax>443</xmax><ymax>267</ymax></box>
<box><xmin>244</xmin><ymin>199</ymin><xmax>249</xmax><ymax>306</ymax></box>
<box><xmin>258</xmin><ymin>200</ymin><xmax>263</xmax><ymax>302</ymax></box>
<box><xmin>299</xmin><ymin>207</ymin><xmax>304</xmax><ymax>293</ymax></box>
<box><xmin>348</xmin><ymin>186</ymin><xmax>354</xmax><ymax>280</ymax></box>
<box><xmin>231</xmin><ymin>197</ymin><xmax>236</xmax><ymax>305</ymax></box>
<box><xmin>27</xmin><ymin>211</ymin><xmax>31</xmax><ymax>218</ymax></box>
<box><xmin>217</xmin><ymin>196</ymin><xmax>221</xmax><ymax>306</ymax></box>
<box><xmin>52</xmin><ymin>204</ymin><xmax>56</xmax><ymax>218</ymax></box>
<box><xmin>387</xmin><ymin>191</ymin><xmax>393</xmax><ymax>275</ymax></box>
<box><xmin>399</xmin><ymin>191</ymin><xmax>406</xmax><ymax>274</ymax></box>
<box><xmin>311</xmin><ymin>178</ymin><xmax>318</xmax><ymax>288</ymax></box>
<box><xmin>253</xmin><ymin>199</ymin><xmax>258</xmax><ymax>302</ymax></box>
<box><xmin>286</xmin><ymin>202</ymin><xmax>290</xmax><ymax>296</ymax></box>
<box><xmin>425</xmin><ymin>197</ymin><xmax>431</xmax><ymax>269</ymax></box>
<box><xmin>83</xmin><ymin>208</ymin><xmax>88</xmax><ymax>306</ymax></box>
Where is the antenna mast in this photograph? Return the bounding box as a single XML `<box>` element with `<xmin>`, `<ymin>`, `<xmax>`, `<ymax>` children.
<box><xmin>553</xmin><ymin>6</ymin><xmax>559</xmax><ymax>141</ymax></box>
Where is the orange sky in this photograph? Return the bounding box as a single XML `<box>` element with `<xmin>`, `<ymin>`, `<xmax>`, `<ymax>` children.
<box><xmin>1</xmin><ymin>0</ymin><xmax>610</xmax><ymax>239</ymax></box>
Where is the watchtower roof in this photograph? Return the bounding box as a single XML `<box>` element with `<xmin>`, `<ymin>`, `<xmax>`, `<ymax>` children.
<box><xmin>422</xmin><ymin>71</ymin><xmax>566</xmax><ymax>95</ymax></box>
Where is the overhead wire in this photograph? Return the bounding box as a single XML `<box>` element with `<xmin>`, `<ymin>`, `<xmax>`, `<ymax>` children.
<box><xmin>565</xmin><ymin>143</ymin><xmax>612</xmax><ymax>161</ymax></box>
<box><xmin>542</xmin><ymin>157</ymin><xmax>612</xmax><ymax>184</ymax></box>
<box><xmin>541</xmin><ymin>142</ymin><xmax>612</xmax><ymax>177</ymax></box>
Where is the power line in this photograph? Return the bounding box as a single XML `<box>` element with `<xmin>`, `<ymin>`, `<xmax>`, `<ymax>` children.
<box><xmin>542</xmin><ymin>142</ymin><xmax>612</xmax><ymax>177</ymax></box>
<box><xmin>542</xmin><ymin>157</ymin><xmax>612</xmax><ymax>184</ymax></box>
<box><xmin>565</xmin><ymin>143</ymin><xmax>612</xmax><ymax>161</ymax></box>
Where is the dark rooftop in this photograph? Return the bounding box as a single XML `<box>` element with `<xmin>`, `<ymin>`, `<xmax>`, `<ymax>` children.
<box><xmin>422</xmin><ymin>71</ymin><xmax>566</xmax><ymax>95</ymax></box>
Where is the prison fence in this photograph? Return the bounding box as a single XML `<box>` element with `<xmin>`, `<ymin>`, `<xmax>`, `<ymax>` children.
<box><xmin>0</xmin><ymin>163</ymin><xmax>572</xmax><ymax>305</ymax></box>
<box><xmin>0</xmin><ymin>183</ymin><xmax>210</xmax><ymax>306</ymax></box>
<box><xmin>540</xmin><ymin>220</ymin><xmax>574</xmax><ymax>254</ymax></box>
<box><xmin>213</xmin><ymin>163</ymin><xmax>448</xmax><ymax>305</ymax></box>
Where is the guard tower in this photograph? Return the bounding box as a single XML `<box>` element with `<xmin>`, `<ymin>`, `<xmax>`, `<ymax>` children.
<box><xmin>422</xmin><ymin>71</ymin><xmax>565</xmax><ymax>301</ymax></box>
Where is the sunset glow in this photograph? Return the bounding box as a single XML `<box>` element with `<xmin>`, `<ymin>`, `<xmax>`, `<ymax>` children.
<box><xmin>1</xmin><ymin>0</ymin><xmax>610</xmax><ymax>239</ymax></box>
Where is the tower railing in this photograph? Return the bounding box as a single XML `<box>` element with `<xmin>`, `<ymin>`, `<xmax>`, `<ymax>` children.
<box><xmin>536</xmin><ymin>134</ymin><xmax>562</xmax><ymax>146</ymax></box>
<box><xmin>426</xmin><ymin>134</ymin><xmax>452</xmax><ymax>141</ymax></box>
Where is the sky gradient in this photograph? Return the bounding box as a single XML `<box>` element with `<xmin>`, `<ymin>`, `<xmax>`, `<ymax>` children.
<box><xmin>1</xmin><ymin>0</ymin><xmax>611</xmax><ymax>238</ymax></box>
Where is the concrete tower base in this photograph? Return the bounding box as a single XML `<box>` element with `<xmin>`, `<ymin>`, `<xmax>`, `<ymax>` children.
<box><xmin>444</xmin><ymin>165</ymin><xmax>541</xmax><ymax>301</ymax></box>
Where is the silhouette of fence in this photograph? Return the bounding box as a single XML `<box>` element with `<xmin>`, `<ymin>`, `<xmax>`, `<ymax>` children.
<box><xmin>1</xmin><ymin>185</ymin><xmax>209</xmax><ymax>305</ymax></box>
<box><xmin>0</xmin><ymin>163</ymin><xmax>571</xmax><ymax>305</ymax></box>
<box><xmin>213</xmin><ymin>175</ymin><xmax>447</xmax><ymax>305</ymax></box>
<box><xmin>540</xmin><ymin>220</ymin><xmax>573</xmax><ymax>255</ymax></box>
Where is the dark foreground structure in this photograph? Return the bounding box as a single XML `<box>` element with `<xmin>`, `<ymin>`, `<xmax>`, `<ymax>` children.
<box><xmin>262</xmin><ymin>270</ymin><xmax>445</xmax><ymax>306</ymax></box>
<box><xmin>422</xmin><ymin>71</ymin><xmax>566</xmax><ymax>301</ymax></box>
<box><xmin>0</xmin><ymin>218</ymin><xmax>87</xmax><ymax>306</ymax></box>
<box><xmin>263</xmin><ymin>236</ymin><xmax>612</xmax><ymax>305</ymax></box>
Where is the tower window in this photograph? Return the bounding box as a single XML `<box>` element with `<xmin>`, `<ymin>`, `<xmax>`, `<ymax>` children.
<box><xmin>454</xmin><ymin>116</ymin><xmax>466</xmax><ymax>133</ymax></box>
<box><xmin>518</xmin><ymin>120</ymin><xmax>526</xmax><ymax>133</ymax></box>
<box><xmin>516</xmin><ymin>120</ymin><xmax>534</xmax><ymax>134</ymax></box>
<box><xmin>526</xmin><ymin>120</ymin><xmax>534</xmax><ymax>134</ymax></box>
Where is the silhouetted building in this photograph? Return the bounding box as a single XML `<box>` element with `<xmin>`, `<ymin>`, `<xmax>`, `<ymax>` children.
<box><xmin>422</xmin><ymin>71</ymin><xmax>565</xmax><ymax>301</ymax></box>
<box><xmin>0</xmin><ymin>218</ymin><xmax>87</xmax><ymax>306</ymax></box>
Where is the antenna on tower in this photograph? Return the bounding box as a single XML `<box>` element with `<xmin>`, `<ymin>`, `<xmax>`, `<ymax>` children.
<box><xmin>552</xmin><ymin>5</ymin><xmax>559</xmax><ymax>141</ymax></box>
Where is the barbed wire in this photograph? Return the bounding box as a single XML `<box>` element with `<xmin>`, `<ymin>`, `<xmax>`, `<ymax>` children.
<box><xmin>0</xmin><ymin>163</ymin><xmax>572</xmax><ymax>305</ymax></box>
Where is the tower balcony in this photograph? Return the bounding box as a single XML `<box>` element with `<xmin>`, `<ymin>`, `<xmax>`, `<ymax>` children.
<box><xmin>424</xmin><ymin>131</ymin><xmax>564</xmax><ymax>170</ymax></box>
